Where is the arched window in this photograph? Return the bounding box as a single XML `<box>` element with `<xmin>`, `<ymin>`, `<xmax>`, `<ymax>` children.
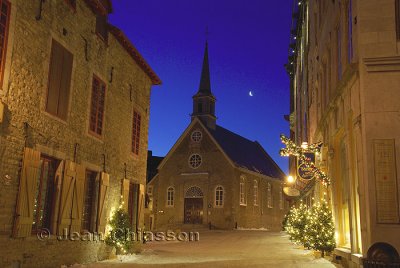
<box><xmin>267</xmin><ymin>182</ymin><xmax>273</xmax><ymax>208</ymax></box>
<box><xmin>166</xmin><ymin>186</ymin><xmax>174</xmax><ymax>207</ymax></box>
<box><xmin>253</xmin><ymin>180</ymin><xmax>259</xmax><ymax>206</ymax></box>
<box><xmin>185</xmin><ymin>186</ymin><xmax>204</xmax><ymax>198</ymax></box>
<box><xmin>240</xmin><ymin>176</ymin><xmax>246</xmax><ymax>205</ymax></box>
<box><xmin>215</xmin><ymin>186</ymin><xmax>224</xmax><ymax>207</ymax></box>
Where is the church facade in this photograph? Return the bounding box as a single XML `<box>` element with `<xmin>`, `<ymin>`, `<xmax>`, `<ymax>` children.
<box><xmin>147</xmin><ymin>43</ymin><xmax>287</xmax><ymax>231</ymax></box>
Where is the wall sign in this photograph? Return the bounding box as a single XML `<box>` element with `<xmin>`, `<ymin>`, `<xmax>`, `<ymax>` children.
<box><xmin>297</xmin><ymin>153</ymin><xmax>315</xmax><ymax>180</ymax></box>
<box><xmin>373</xmin><ymin>139</ymin><xmax>399</xmax><ymax>224</ymax></box>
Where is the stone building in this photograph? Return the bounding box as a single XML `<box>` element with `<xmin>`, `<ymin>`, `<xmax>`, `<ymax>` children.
<box><xmin>286</xmin><ymin>0</ymin><xmax>400</xmax><ymax>266</ymax></box>
<box><xmin>147</xmin><ymin>43</ymin><xmax>287</xmax><ymax>231</ymax></box>
<box><xmin>0</xmin><ymin>0</ymin><xmax>160</xmax><ymax>267</ymax></box>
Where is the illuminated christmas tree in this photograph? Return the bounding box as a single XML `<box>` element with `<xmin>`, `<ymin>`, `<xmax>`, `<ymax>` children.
<box><xmin>290</xmin><ymin>202</ymin><xmax>309</xmax><ymax>245</ymax></box>
<box><xmin>306</xmin><ymin>198</ymin><xmax>335</xmax><ymax>257</ymax></box>
<box><xmin>105</xmin><ymin>205</ymin><xmax>131</xmax><ymax>254</ymax></box>
<box><xmin>284</xmin><ymin>206</ymin><xmax>296</xmax><ymax>240</ymax></box>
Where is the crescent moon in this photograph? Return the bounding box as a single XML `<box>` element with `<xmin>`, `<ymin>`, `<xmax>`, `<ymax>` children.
<box><xmin>249</xmin><ymin>91</ymin><xmax>253</xmax><ymax>97</ymax></box>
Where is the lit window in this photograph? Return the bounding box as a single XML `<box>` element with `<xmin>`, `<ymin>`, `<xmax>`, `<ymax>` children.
<box><xmin>166</xmin><ymin>187</ymin><xmax>174</xmax><ymax>207</ymax></box>
<box><xmin>32</xmin><ymin>157</ymin><xmax>58</xmax><ymax>233</ymax></box>
<box><xmin>253</xmin><ymin>180</ymin><xmax>259</xmax><ymax>206</ymax></box>
<box><xmin>82</xmin><ymin>170</ymin><xmax>99</xmax><ymax>232</ymax></box>
<box><xmin>215</xmin><ymin>186</ymin><xmax>224</xmax><ymax>207</ymax></box>
<box><xmin>189</xmin><ymin>154</ymin><xmax>202</xmax><ymax>169</ymax></box>
<box><xmin>240</xmin><ymin>176</ymin><xmax>246</xmax><ymax>205</ymax></box>
<box><xmin>191</xmin><ymin>130</ymin><xmax>202</xmax><ymax>142</ymax></box>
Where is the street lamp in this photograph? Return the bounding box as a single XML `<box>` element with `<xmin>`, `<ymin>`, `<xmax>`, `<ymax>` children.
<box><xmin>287</xmin><ymin>175</ymin><xmax>295</xmax><ymax>184</ymax></box>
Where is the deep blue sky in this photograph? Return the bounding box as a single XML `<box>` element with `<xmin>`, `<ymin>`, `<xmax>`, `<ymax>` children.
<box><xmin>109</xmin><ymin>0</ymin><xmax>293</xmax><ymax>174</ymax></box>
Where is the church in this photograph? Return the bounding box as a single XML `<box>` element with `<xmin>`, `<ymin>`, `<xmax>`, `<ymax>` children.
<box><xmin>146</xmin><ymin>42</ymin><xmax>287</xmax><ymax>231</ymax></box>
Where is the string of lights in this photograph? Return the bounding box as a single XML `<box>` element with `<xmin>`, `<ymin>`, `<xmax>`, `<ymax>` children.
<box><xmin>279</xmin><ymin>134</ymin><xmax>331</xmax><ymax>186</ymax></box>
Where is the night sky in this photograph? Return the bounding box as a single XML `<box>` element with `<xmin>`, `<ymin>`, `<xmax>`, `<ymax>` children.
<box><xmin>109</xmin><ymin>0</ymin><xmax>293</xmax><ymax>173</ymax></box>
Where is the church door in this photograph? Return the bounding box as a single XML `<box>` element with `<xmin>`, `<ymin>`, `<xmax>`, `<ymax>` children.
<box><xmin>184</xmin><ymin>186</ymin><xmax>204</xmax><ymax>224</ymax></box>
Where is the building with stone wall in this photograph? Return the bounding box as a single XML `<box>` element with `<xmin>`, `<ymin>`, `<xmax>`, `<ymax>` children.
<box><xmin>286</xmin><ymin>0</ymin><xmax>400</xmax><ymax>267</ymax></box>
<box><xmin>0</xmin><ymin>0</ymin><xmax>160</xmax><ymax>267</ymax></box>
<box><xmin>147</xmin><ymin>43</ymin><xmax>287</xmax><ymax>232</ymax></box>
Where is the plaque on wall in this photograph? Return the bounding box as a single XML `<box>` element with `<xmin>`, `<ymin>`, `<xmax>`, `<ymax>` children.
<box><xmin>373</xmin><ymin>139</ymin><xmax>399</xmax><ymax>224</ymax></box>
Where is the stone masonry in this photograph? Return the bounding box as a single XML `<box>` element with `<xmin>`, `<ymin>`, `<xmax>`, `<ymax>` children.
<box><xmin>0</xmin><ymin>1</ymin><xmax>160</xmax><ymax>267</ymax></box>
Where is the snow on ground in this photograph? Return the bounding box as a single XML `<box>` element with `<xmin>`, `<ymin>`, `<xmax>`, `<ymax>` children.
<box><xmin>67</xmin><ymin>230</ymin><xmax>341</xmax><ymax>267</ymax></box>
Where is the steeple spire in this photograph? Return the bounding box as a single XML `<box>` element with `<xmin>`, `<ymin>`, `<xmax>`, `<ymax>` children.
<box><xmin>198</xmin><ymin>41</ymin><xmax>211</xmax><ymax>94</ymax></box>
<box><xmin>191</xmin><ymin>40</ymin><xmax>216</xmax><ymax>129</ymax></box>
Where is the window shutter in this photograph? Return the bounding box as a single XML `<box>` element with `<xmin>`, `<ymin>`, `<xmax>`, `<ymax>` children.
<box><xmin>70</xmin><ymin>164</ymin><xmax>85</xmax><ymax>233</ymax></box>
<box><xmin>47</xmin><ymin>41</ymin><xmax>64</xmax><ymax>116</ymax></box>
<box><xmin>58</xmin><ymin>48</ymin><xmax>73</xmax><ymax>119</ymax></box>
<box><xmin>57</xmin><ymin>160</ymin><xmax>76</xmax><ymax>235</ymax></box>
<box><xmin>13</xmin><ymin>148</ymin><xmax>41</xmax><ymax>238</ymax></box>
<box><xmin>46</xmin><ymin>40</ymin><xmax>73</xmax><ymax>120</ymax></box>
<box><xmin>51</xmin><ymin>160</ymin><xmax>64</xmax><ymax>234</ymax></box>
<box><xmin>97</xmin><ymin>172</ymin><xmax>109</xmax><ymax>233</ymax></box>
<box><xmin>121</xmin><ymin>179</ymin><xmax>130</xmax><ymax>212</ymax></box>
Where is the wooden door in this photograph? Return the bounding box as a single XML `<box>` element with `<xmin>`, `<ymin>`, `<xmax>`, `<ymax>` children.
<box><xmin>184</xmin><ymin>198</ymin><xmax>203</xmax><ymax>224</ymax></box>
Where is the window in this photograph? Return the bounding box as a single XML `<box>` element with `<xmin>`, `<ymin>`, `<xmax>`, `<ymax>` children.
<box><xmin>189</xmin><ymin>154</ymin><xmax>202</xmax><ymax>169</ymax></box>
<box><xmin>46</xmin><ymin>40</ymin><xmax>73</xmax><ymax>120</ymax></box>
<box><xmin>253</xmin><ymin>180</ymin><xmax>258</xmax><ymax>206</ymax></box>
<box><xmin>89</xmin><ymin>76</ymin><xmax>106</xmax><ymax>136</ymax></box>
<box><xmin>197</xmin><ymin>102</ymin><xmax>203</xmax><ymax>113</ymax></box>
<box><xmin>191</xmin><ymin>130</ymin><xmax>202</xmax><ymax>142</ymax></box>
<box><xmin>279</xmin><ymin>186</ymin><xmax>283</xmax><ymax>210</ymax></box>
<box><xmin>0</xmin><ymin>0</ymin><xmax>10</xmax><ymax>85</ymax></box>
<box><xmin>81</xmin><ymin>170</ymin><xmax>99</xmax><ymax>232</ymax></box>
<box><xmin>147</xmin><ymin>185</ymin><xmax>153</xmax><ymax>196</ymax></box>
<box><xmin>240</xmin><ymin>176</ymin><xmax>246</xmax><ymax>205</ymax></box>
<box><xmin>32</xmin><ymin>156</ymin><xmax>58</xmax><ymax>233</ymax></box>
<box><xmin>132</xmin><ymin>111</ymin><xmax>141</xmax><ymax>155</ymax></box>
<box><xmin>267</xmin><ymin>182</ymin><xmax>273</xmax><ymax>208</ymax></box>
<box><xmin>167</xmin><ymin>186</ymin><xmax>174</xmax><ymax>207</ymax></box>
<box><xmin>96</xmin><ymin>15</ymin><xmax>108</xmax><ymax>42</ymax></box>
<box><xmin>215</xmin><ymin>186</ymin><xmax>224</xmax><ymax>207</ymax></box>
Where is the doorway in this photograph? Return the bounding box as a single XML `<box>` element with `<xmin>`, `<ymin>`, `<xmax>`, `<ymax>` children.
<box><xmin>184</xmin><ymin>186</ymin><xmax>204</xmax><ymax>224</ymax></box>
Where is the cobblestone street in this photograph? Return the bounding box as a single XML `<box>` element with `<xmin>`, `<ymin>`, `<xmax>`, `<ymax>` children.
<box><xmin>79</xmin><ymin>230</ymin><xmax>340</xmax><ymax>268</ymax></box>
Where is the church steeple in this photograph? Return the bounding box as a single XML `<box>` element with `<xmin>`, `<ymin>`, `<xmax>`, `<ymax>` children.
<box><xmin>191</xmin><ymin>41</ymin><xmax>216</xmax><ymax>129</ymax></box>
<box><xmin>198</xmin><ymin>41</ymin><xmax>211</xmax><ymax>93</ymax></box>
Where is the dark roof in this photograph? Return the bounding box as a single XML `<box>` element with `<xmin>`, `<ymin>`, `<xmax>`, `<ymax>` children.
<box><xmin>197</xmin><ymin>41</ymin><xmax>212</xmax><ymax>95</ymax></box>
<box><xmin>206</xmin><ymin>125</ymin><xmax>285</xmax><ymax>180</ymax></box>
<box><xmin>147</xmin><ymin>151</ymin><xmax>164</xmax><ymax>183</ymax></box>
